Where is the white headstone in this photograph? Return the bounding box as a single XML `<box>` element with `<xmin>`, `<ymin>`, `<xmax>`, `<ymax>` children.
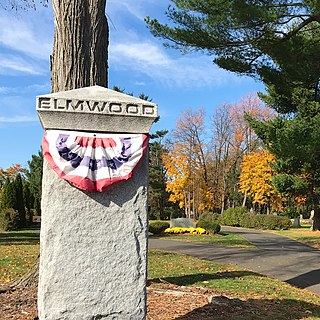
<box><xmin>37</xmin><ymin>86</ymin><xmax>158</xmax><ymax>320</ymax></box>
<box><xmin>170</xmin><ymin>218</ymin><xmax>196</xmax><ymax>228</ymax></box>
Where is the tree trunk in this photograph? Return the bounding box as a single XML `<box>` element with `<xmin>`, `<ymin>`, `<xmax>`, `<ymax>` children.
<box><xmin>242</xmin><ymin>190</ymin><xmax>247</xmax><ymax>207</ymax></box>
<box><xmin>8</xmin><ymin>0</ymin><xmax>109</xmax><ymax>290</ymax></box>
<box><xmin>51</xmin><ymin>0</ymin><xmax>109</xmax><ymax>92</ymax></box>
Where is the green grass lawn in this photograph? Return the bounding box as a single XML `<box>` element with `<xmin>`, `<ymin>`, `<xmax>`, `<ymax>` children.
<box><xmin>0</xmin><ymin>230</ymin><xmax>40</xmax><ymax>284</ymax></box>
<box><xmin>1</xmin><ymin>230</ymin><xmax>320</xmax><ymax>319</ymax></box>
<box><xmin>270</xmin><ymin>225</ymin><xmax>320</xmax><ymax>249</ymax></box>
<box><xmin>160</xmin><ymin>230</ymin><xmax>255</xmax><ymax>248</ymax></box>
<box><xmin>148</xmin><ymin>249</ymin><xmax>320</xmax><ymax>320</ymax></box>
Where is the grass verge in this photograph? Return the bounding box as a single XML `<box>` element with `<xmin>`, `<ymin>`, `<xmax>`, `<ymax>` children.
<box><xmin>1</xmin><ymin>230</ymin><xmax>320</xmax><ymax>319</ymax></box>
<box><xmin>160</xmin><ymin>230</ymin><xmax>255</xmax><ymax>248</ymax></box>
<box><xmin>270</xmin><ymin>225</ymin><xmax>320</xmax><ymax>249</ymax></box>
<box><xmin>0</xmin><ymin>230</ymin><xmax>40</xmax><ymax>284</ymax></box>
<box><xmin>148</xmin><ymin>249</ymin><xmax>320</xmax><ymax>320</ymax></box>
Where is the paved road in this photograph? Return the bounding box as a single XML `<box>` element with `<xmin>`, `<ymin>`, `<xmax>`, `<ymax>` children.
<box><xmin>149</xmin><ymin>226</ymin><xmax>320</xmax><ymax>295</ymax></box>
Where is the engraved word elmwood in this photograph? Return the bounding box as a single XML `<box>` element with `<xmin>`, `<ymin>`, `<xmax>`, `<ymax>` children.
<box><xmin>38</xmin><ymin>98</ymin><xmax>155</xmax><ymax>116</ymax></box>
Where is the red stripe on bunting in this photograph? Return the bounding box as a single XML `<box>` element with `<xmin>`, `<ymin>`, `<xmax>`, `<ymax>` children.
<box><xmin>42</xmin><ymin>132</ymin><xmax>149</xmax><ymax>192</ymax></box>
<box><xmin>75</xmin><ymin>136</ymin><xmax>116</xmax><ymax>148</ymax></box>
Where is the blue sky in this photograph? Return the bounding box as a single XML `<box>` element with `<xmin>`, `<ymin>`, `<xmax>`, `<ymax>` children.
<box><xmin>0</xmin><ymin>0</ymin><xmax>263</xmax><ymax>169</ymax></box>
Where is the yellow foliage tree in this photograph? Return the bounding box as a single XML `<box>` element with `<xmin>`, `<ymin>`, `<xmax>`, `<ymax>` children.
<box><xmin>210</xmin><ymin>94</ymin><xmax>275</xmax><ymax>211</ymax></box>
<box><xmin>239</xmin><ymin>150</ymin><xmax>282</xmax><ymax>211</ymax></box>
<box><xmin>163</xmin><ymin>108</ymin><xmax>213</xmax><ymax>217</ymax></box>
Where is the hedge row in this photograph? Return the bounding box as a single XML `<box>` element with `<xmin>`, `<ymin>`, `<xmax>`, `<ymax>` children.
<box><xmin>240</xmin><ymin>213</ymin><xmax>292</xmax><ymax>230</ymax></box>
<box><xmin>149</xmin><ymin>207</ymin><xmax>291</xmax><ymax>235</ymax></box>
<box><xmin>220</xmin><ymin>207</ymin><xmax>292</xmax><ymax>230</ymax></box>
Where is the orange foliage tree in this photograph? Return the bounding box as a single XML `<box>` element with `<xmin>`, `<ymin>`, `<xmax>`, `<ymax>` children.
<box><xmin>0</xmin><ymin>164</ymin><xmax>26</xmax><ymax>187</ymax></box>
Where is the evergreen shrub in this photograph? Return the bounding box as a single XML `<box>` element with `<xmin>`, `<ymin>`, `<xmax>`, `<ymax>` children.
<box><xmin>0</xmin><ymin>208</ymin><xmax>19</xmax><ymax>231</ymax></box>
<box><xmin>241</xmin><ymin>213</ymin><xmax>260</xmax><ymax>229</ymax></box>
<box><xmin>148</xmin><ymin>211</ymin><xmax>158</xmax><ymax>220</ymax></box>
<box><xmin>221</xmin><ymin>207</ymin><xmax>248</xmax><ymax>226</ymax></box>
<box><xmin>196</xmin><ymin>212</ymin><xmax>221</xmax><ymax>234</ymax></box>
<box><xmin>148</xmin><ymin>220</ymin><xmax>170</xmax><ymax>235</ymax></box>
<box><xmin>260</xmin><ymin>215</ymin><xmax>292</xmax><ymax>230</ymax></box>
<box><xmin>240</xmin><ymin>213</ymin><xmax>291</xmax><ymax>230</ymax></box>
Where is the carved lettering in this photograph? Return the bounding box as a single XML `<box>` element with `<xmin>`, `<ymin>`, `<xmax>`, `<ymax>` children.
<box><xmin>86</xmin><ymin>101</ymin><xmax>101</xmax><ymax>112</ymax></box>
<box><xmin>109</xmin><ymin>103</ymin><xmax>122</xmax><ymax>113</ymax></box>
<box><xmin>53</xmin><ymin>99</ymin><xmax>58</xmax><ymax>110</ymax></box>
<box><xmin>66</xmin><ymin>100</ymin><xmax>84</xmax><ymax>111</ymax></box>
<box><xmin>53</xmin><ymin>99</ymin><xmax>67</xmax><ymax>110</ymax></box>
<box><xmin>100</xmin><ymin>102</ymin><xmax>108</xmax><ymax>112</ymax></box>
<box><xmin>126</xmin><ymin>104</ymin><xmax>139</xmax><ymax>114</ymax></box>
<box><xmin>143</xmin><ymin>105</ymin><xmax>154</xmax><ymax>115</ymax></box>
<box><xmin>37</xmin><ymin>97</ymin><xmax>156</xmax><ymax>118</ymax></box>
<box><xmin>39</xmin><ymin>98</ymin><xmax>51</xmax><ymax>109</ymax></box>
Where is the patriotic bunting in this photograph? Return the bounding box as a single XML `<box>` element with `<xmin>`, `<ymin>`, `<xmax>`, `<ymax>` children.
<box><xmin>42</xmin><ymin>130</ymin><xmax>149</xmax><ymax>192</ymax></box>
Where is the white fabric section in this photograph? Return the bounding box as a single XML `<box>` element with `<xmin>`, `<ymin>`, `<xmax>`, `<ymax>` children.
<box><xmin>45</xmin><ymin>130</ymin><xmax>146</xmax><ymax>181</ymax></box>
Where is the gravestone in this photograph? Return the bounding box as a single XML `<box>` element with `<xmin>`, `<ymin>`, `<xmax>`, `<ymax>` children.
<box><xmin>292</xmin><ymin>217</ymin><xmax>301</xmax><ymax>228</ymax></box>
<box><xmin>37</xmin><ymin>86</ymin><xmax>158</xmax><ymax>320</ymax></box>
<box><xmin>170</xmin><ymin>218</ymin><xmax>196</xmax><ymax>228</ymax></box>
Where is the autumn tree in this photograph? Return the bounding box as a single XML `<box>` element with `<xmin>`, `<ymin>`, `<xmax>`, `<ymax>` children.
<box><xmin>239</xmin><ymin>150</ymin><xmax>282</xmax><ymax>213</ymax></box>
<box><xmin>0</xmin><ymin>164</ymin><xmax>26</xmax><ymax>182</ymax></box>
<box><xmin>210</xmin><ymin>103</ymin><xmax>233</xmax><ymax>212</ymax></box>
<box><xmin>210</xmin><ymin>94</ymin><xmax>274</xmax><ymax>211</ymax></box>
<box><xmin>163</xmin><ymin>108</ymin><xmax>213</xmax><ymax>217</ymax></box>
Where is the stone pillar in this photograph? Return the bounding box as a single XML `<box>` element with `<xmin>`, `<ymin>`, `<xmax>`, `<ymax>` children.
<box><xmin>36</xmin><ymin>86</ymin><xmax>158</xmax><ymax>320</ymax></box>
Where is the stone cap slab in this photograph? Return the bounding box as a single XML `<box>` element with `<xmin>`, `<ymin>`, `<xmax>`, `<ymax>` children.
<box><xmin>36</xmin><ymin>86</ymin><xmax>158</xmax><ymax>133</ymax></box>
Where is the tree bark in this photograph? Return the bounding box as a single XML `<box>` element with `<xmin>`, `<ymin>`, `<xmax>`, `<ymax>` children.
<box><xmin>8</xmin><ymin>0</ymin><xmax>109</xmax><ymax>290</ymax></box>
<box><xmin>242</xmin><ymin>190</ymin><xmax>247</xmax><ymax>207</ymax></box>
<box><xmin>51</xmin><ymin>0</ymin><xmax>109</xmax><ymax>92</ymax></box>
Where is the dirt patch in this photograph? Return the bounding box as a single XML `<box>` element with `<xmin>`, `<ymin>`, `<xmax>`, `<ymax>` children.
<box><xmin>0</xmin><ymin>287</ymin><xmax>37</xmax><ymax>320</ymax></box>
<box><xmin>0</xmin><ymin>284</ymin><xmax>246</xmax><ymax>320</ymax></box>
<box><xmin>3</xmin><ymin>283</ymin><xmax>319</xmax><ymax>320</ymax></box>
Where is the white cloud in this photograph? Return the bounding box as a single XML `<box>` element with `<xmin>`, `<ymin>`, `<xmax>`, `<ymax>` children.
<box><xmin>0</xmin><ymin>10</ymin><xmax>52</xmax><ymax>60</ymax></box>
<box><xmin>0</xmin><ymin>115</ymin><xmax>38</xmax><ymax>123</ymax></box>
<box><xmin>0</xmin><ymin>54</ymin><xmax>45</xmax><ymax>75</ymax></box>
<box><xmin>112</xmin><ymin>42</ymin><xmax>170</xmax><ymax>66</ymax></box>
<box><xmin>108</xmin><ymin>0</ymin><xmax>167</xmax><ymax>24</ymax></box>
<box><xmin>0</xmin><ymin>83</ymin><xmax>50</xmax><ymax>94</ymax></box>
<box><xmin>110</xmin><ymin>40</ymin><xmax>240</xmax><ymax>88</ymax></box>
<box><xmin>134</xmin><ymin>81</ymin><xmax>147</xmax><ymax>86</ymax></box>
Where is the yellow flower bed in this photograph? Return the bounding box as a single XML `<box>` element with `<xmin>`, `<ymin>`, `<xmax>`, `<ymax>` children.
<box><xmin>164</xmin><ymin>227</ymin><xmax>207</xmax><ymax>235</ymax></box>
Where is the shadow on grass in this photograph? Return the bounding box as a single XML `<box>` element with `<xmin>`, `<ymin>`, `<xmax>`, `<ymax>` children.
<box><xmin>149</xmin><ymin>270</ymin><xmax>265</xmax><ymax>287</ymax></box>
<box><xmin>174</xmin><ymin>298</ymin><xmax>320</xmax><ymax>320</ymax></box>
<box><xmin>0</xmin><ymin>232</ymin><xmax>40</xmax><ymax>245</ymax></box>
